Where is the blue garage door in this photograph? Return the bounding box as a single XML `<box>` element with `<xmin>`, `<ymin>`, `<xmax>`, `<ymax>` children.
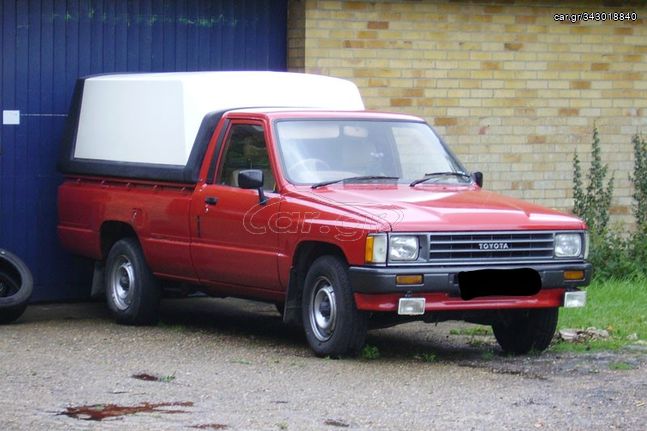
<box><xmin>0</xmin><ymin>0</ymin><xmax>287</xmax><ymax>301</ymax></box>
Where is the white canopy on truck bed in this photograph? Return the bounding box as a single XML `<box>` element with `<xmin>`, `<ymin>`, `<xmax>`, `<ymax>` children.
<box><xmin>72</xmin><ymin>72</ymin><xmax>364</xmax><ymax>166</ymax></box>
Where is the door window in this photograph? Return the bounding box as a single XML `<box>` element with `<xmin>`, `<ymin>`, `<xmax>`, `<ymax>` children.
<box><xmin>217</xmin><ymin>124</ymin><xmax>275</xmax><ymax>191</ymax></box>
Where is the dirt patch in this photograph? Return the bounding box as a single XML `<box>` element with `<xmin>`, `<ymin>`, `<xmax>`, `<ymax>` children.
<box><xmin>324</xmin><ymin>419</ymin><xmax>350</xmax><ymax>428</ymax></box>
<box><xmin>190</xmin><ymin>424</ymin><xmax>229</xmax><ymax>430</ymax></box>
<box><xmin>60</xmin><ymin>401</ymin><xmax>193</xmax><ymax>421</ymax></box>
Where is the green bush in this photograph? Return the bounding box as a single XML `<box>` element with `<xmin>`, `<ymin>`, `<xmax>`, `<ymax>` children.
<box><xmin>587</xmin><ymin>231</ymin><xmax>644</xmax><ymax>281</ymax></box>
<box><xmin>572</xmin><ymin>127</ymin><xmax>614</xmax><ymax>235</ymax></box>
<box><xmin>630</xmin><ymin>133</ymin><xmax>647</xmax><ymax>231</ymax></box>
<box><xmin>572</xmin><ymin>129</ymin><xmax>647</xmax><ymax>280</ymax></box>
<box><xmin>631</xmin><ymin>233</ymin><xmax>647</xmax><ymax>274</ymax></box>
<box><xmin>628</xmin><ymin>134</ymin><xmax>647</xmax><ymax>278</ymax></box>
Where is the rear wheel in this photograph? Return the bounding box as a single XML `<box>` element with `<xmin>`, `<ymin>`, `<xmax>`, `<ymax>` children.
<box><xmin>492</xmin><ymin>308</ymin><xmax>558</xmax><ymax>354</ymax></box>
<box><xmin>302</xmin><ymin>255</ymin><xmax>367</xmax><ymax>357</ymax></box>
<box><xmin>105</xmin><ymin>238</ymin><xmax>160</xmax><ymax>325</ymax></box>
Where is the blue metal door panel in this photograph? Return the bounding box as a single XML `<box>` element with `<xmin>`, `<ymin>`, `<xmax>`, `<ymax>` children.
<box><xmin>0</xmin><ymin>0</ymin><xmax>287</xmax><ymax>301</ymax></box>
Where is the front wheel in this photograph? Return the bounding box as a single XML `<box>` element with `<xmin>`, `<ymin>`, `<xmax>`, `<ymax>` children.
<box><xmin>302</xmin><ymin>255</ymin><xmax>367</xmax><ymax>357</ymax></box>
<box><xmin>492</xmin><ymin>308</ymin><xmax>558</xmax><ymax>354</ymax></box>
<box><xmin>105</xmin><ymin>238</ymin><xmax>160</xmax><ymax>325</ymax></box>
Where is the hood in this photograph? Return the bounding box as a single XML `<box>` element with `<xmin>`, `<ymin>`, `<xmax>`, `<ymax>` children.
<box><xmin>295</xmin><ymin>184</ymin><xmax>585</xmax><ymax>232</ymax></box>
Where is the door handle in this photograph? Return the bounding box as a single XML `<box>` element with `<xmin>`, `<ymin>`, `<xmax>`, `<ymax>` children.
<box><xmin>204</xmin><ymin>196</ymin><xmax>218</xmax><ymax>205</ymax></box>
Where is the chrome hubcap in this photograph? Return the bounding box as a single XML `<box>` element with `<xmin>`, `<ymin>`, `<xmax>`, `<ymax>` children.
<box><xmin>309</xmin><ymin>277</ymin><xmax>337</xmax><ymax>342</ymax></box>
<box><xmin>110</xmin><ymin>255</ymin><xmax>134</xmax><ymax>310</ymax></box>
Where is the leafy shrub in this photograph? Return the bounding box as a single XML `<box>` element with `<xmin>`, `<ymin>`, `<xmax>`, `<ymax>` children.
<box><xmin>630</xmin><ymin>134</ymin><xmax>647</xmax><ymax>231</ymax></box>
<box><xmin>587</xmin><ymin>231</ymin><xmax>644</xmax><ymax>280</ymax></box>
<box><xmin>573</xmin><ymin>129</ymin><xmax>647</xmax><ymax>280</ymax></box>
<box><xmin>628</xmin><ymin>230</ymin><xmax>647</xmax><ymax>277</ymax></box>
<box><xmin>628</xmin><ymin>134</ymin><xmax>647</xmax><ymax>278</ymax></box>
<box><xmin>573</xmin><ymin>127</ymin><xmax>614</xmax><ymax>235</ymax></box>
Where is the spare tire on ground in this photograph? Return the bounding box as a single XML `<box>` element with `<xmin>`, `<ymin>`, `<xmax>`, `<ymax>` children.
<box><xmin>0</xmin><ymin>249</ymin><xmax>33</xmax><ymax>324</ymax></box>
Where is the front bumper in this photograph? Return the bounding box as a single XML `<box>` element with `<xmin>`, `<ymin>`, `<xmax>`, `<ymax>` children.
<box><xmin>349</xmin><ymin>262</ymin><xmax>592</xmax><ymax>312</ymax></box>
<box><xmin>349</xmin><ymin>262</ymin><xmax>592</xmax><ymax>294</ymax></box>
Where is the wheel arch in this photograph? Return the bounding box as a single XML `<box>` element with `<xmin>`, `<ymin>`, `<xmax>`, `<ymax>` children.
<box><xmin>282</xmin><ymin>240</ymin><xmax>348</xmax><ymax>326</ymax></box>
<box><xmin>91</xmin><ymin>222</ymin><xmax>139</xmax><ymax>298</ymax></box>
<box><xmin>100</xmin><ymin>221</ymin><xmax>138</xmax><ymax>260</ymax></box>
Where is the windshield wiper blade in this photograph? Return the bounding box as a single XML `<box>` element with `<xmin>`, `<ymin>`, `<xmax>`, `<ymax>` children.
<box><xmin>311</xmin><ymin>175</ymin><xmax>400</xmax><ymax>189</ymax></box>
<box><xmin>409</xmin><ymin>172</ymin><xmax>471</xmax><ymax>187</ymax></box>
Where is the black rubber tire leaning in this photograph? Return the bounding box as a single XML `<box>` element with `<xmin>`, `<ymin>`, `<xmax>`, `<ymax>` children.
<box><xmin>302</xmin><ymin>255</ymin><xmax>368</xmax><ymax>358</ymax></box>
<box><xmin>492</xmin><ymin>308</ymin><xmax>559</xmax><ymax>354</ymax></box>
<box><xmin>105</xmin><ymin>238</ymin><xmax>161</xmax><ymax>325</ymax></box>
<box><xmin>0</xmin><ymin>249</ymin><xmax>33</xmax><ymax>324</ymax></box>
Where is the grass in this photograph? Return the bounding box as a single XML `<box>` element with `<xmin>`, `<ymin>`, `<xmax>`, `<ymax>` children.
<box><xmin>481</xmin><ymin>351</ymin><xmax>495</xmax><ymax>361</ymax></box>
<box><xmin>414</xmin><ymin>352</ymin><xmax>437</xmax><ymax>363</ymax></box>
<box><xmin>360</xmin><ymin>344</ymin><xmax>380</xmax><ymax>360</ymax></box>
<box><xmin>159</xmin><ymin>374</ymin><xmax>176</xmax><ymax>383</ymax></box>
<box><xmin>609</xmin><ymin>361</ymin><xmax>635</xmax><ymax>371</ymax></box>
<box><xmin>553</xmin><ymin>277</ymin><xmax>647</xmax><ymax>352</ymax></box>
<box><xmin>449</xmin><ymin>325</ymin><xmax>494</xmax><ymax>349</ymax></box>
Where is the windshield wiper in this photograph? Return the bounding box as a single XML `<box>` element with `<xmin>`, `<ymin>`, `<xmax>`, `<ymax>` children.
<box><xmin>409</xmin><ymin>172</ymin><xmax>471</xmax><ymax>187</ymax></box>
<box><xmin>311</xmin><ymin>176</ymin><xmax>400</xmax><ymax>189</ymax></box>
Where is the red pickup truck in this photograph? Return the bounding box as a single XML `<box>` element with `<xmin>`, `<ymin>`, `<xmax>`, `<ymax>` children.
<box><xmin>58</xmin><ymin>72</ymin><xmax>591</xmax><ymax>357</ymax></box>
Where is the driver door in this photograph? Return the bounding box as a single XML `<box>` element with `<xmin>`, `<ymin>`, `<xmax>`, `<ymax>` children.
<box><xmin>190</xmin><ymin>121</ymin><xmax>281</xmax><ymax>291</ymax></box>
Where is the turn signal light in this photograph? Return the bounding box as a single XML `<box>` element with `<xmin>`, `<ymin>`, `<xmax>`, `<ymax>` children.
<box><xmin>564</xmin><ymin>270</ymin><xmax>585</xmax><ymax>281</ymax></box>
<box><xmin>365</xmin><ymin>234</ymin><xmax>387</xmax><ymax>263</ymax></box>
<box><xmin>396</xmin><ymin>275</ymin><xmax>423</xmax><ymax>285</ymax></box>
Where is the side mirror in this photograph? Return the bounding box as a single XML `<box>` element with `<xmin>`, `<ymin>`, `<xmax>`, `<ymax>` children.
<box><xmin>238</xmin><ymin>169</ymin><xmax>268</xmax><ymax>205</ymax></box>
<box><xmin>471</xmin><ymin>171</ymin><xmax>483</xmax><ymax>188</ymax></box>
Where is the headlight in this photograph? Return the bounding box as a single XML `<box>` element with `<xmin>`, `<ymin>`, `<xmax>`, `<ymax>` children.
<box><xmin>389</xmin><ymin>236</ymin><xmax>419</xmax><ymax>261</ymax></box>
<box><xmin>365</xmin><ymin>234</ymin><xmax>387</xmax><ymax>263</ymax></box>
<box><xmin>554</xmin><ymin>233</ymin><xmax>582</xmax><ymax>258</ymax></box>
<box><xmin>584</xmin><ymin>231</ymin><xmax>590</xmax><ymax>259</ymax></box>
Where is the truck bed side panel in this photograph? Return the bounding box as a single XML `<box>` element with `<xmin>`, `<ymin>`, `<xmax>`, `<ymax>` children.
<box><xmin>57</xmin><ymin>178</ymin><xmax>196</xmax><ymax>280</ymax></box>
<box><xmin>58</xmin><ymin>180</ymin><xmax>105</xmax><ymax>260</ymax></box>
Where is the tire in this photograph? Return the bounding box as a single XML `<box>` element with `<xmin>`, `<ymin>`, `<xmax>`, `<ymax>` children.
<box><xmin>0</xmin><ymin>249</ymin><xmax>33</xmax><ymax>324</ymax></box>
<box><xmin>492</xmin><ymin>308</ymin><xmax>558</xmax><ymax>354</ymax></box>
<box><xmin>302</xmin><ymin>255</ymin><xmax>368</xmax><ymax>357</ymax></box>
<box><xmin>105</xmin><ymin>238</ymin><xmax>160</xmax><ymax>325</ymax></box>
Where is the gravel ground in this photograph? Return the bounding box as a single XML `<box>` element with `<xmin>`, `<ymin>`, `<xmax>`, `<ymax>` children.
<box><xmin>1</xmin><ymin>297</ymin><xmax>646</xmax><ymax>430</ymax></box>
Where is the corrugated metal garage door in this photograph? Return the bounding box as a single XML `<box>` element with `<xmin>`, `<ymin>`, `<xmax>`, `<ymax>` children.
<box><xmin>0</xmin><ymin>0</ymin><xmax>287</xmax><ymax>301</ymax></box>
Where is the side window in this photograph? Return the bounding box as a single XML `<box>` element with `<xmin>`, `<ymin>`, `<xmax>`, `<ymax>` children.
<box><xmin>217</xmin><ymin>124</ymin><xmax>275</xmax><ymax>191</ymax></box>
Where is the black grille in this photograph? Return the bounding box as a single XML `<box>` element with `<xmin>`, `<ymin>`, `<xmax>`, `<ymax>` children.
<box><xmin>428</xmin><ymin>232</ymin><xmax>555</xmax><ymax>263</ymax></box>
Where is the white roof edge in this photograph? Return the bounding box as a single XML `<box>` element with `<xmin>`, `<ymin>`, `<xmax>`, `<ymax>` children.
<box><xmin>86</xmin><ymin>71</ymin><xmax>350</xmax><ymax>81</ymax></box>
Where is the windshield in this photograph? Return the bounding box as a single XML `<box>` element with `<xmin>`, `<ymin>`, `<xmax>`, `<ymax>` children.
<box><xmin>275</xmin><ymin>120</ymin><xmax>468</xmax><ymax>186</ymax></box>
